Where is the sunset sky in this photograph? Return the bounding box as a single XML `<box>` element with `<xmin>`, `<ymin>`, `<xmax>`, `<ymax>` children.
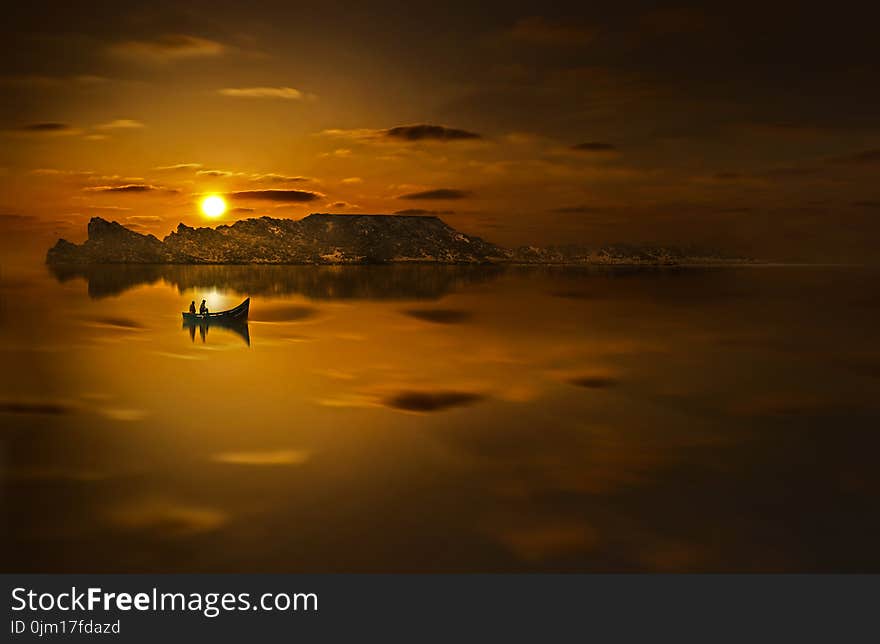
<box><xmin>1</xmin><ymin>1</ymin><xmax>879</xmax><ymax>262</ymax></box>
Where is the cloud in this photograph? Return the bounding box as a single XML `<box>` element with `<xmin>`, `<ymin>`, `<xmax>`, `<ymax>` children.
<box><xmin>84</xmin><ymin>184</ymin><xmax>174</xmax><ymax>193</ymax></box>
<box><xmin>96</xmin><ymin>119</ymin><xmax>145</xmax><ymax>130</ymax></box>
<box><xmin>398</xmin><ymin>188</ymin><xmax>470</xmax><ymax>200</ymax></box>
<box><xmin>20</xmin><ymin>122</ymin><xmax>71</xmax><ymax>132</ymax></box>
<box><xmin>230</xmin><ymin>207</ymin><xmax>255</xmax><ymax>213</ymax></box>
<box><xmin>218</xmin><ymin>86</ymin><xmax>313</xmax><ymax>100</ymax></box>
<box><xmin>393</xmin><ymin>209</ymin><xmax>455</xmax><ymax>215</ymax></box>
<box><xmin>320</xmin><ymin>129</ymin><xmax>376</xmax><ymax>140</ymax></box>
<box><xmin>154</xmin><ymin>163</ymin><xmax>203</xmax><ymax>171</ymax></box>
<box><xmin>571</xmin><ymin>142</ymin><xmax>616</xmax><ymax>152</ymax></box>
<box><xmin>170</xmin><ymin>168</ymin><xmax>312</xmax><ymax>182</ymax></box>
<box><xmin>252</xmin><ymin>173</ymin><xmax>311</xmax><ymax>183</ymax></box>
<box><xmin>110</xmin><ymin>34</ymin><xmax>226</xmax><ymax>61</ymax></box>
<box><xmin>853</xmin><ymin>201</ymin><xmax>880</xmax><ymax>208</ymax></box>
<box><xmin>12</xmin><ymin>122</ymin><xmax>80</xmax><ymax>136</ymax></box>
<box><xmin>328</xmin><ymin>201</ymin><xmax>360</xmax><ymax>209</ymax></box>
<box><xmin>321</xmin><ymin>124</ymin><xmax>482</xmax><ymax>144</ymax></box>
<box><xmin>228</xmin><ymin>189</ymin><xmax>323</xmax><ymax>202</ymax></box>
<box><xmin>0</xmin><ymin>400</ymin><xmax>72</xmax><ymax>415</ymax></box>
<box><xmin>385</xmin><ymin>124</ymin><xmax>481</xmax><ymax>141</ymax></box>
<box><xmin>341</xmin><ymin>177</ymin><xmax>362</xmax><ymax>184</ymax></box>
<box><xmin>30</xmin><ymin>168</ymin><xmax>95</xmax><ymax>177</ymax></box>
<box><xmin>509</xmin><ymin>17</ymin><xmax>596</xmax><ymax>45</ymax></box>
<box><xmin>126</xmin><ymin>215</ymin><xmax>163</xmax><ymax>223</ymax></box>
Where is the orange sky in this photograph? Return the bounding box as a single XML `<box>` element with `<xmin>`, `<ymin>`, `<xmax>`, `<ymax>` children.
<box><xmin>2</xmin><ymin>1</ymin><xmax>880</xmax><ymax>262</ymax></box>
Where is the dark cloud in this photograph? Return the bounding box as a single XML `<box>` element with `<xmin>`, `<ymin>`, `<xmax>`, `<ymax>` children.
<box><xmin>571</xmin><ymin>142</ymin><xmax>616</xmax><ymax>152</ymax></box>
<box><xmin>327</xmin><ymin>201</ymin><xmax>359</xmax><ymax>209</ymax></box>
<box><xmin>403</xmin><ymin>309</ymin><xmax>472</xmax><ymax>324</ymax></box>
<box><xmin>228</xmin><ymin>189</ymin><xmax>323</xmax><ymax>202</ymax></box>
<box><xmin>84</xmin><ymin>184</ymin><xmax>169</xmax><ymax>193</ymax></box>
<box><xmin>385</xmin><ymin>124</ymin><xmax>481</xmax><ymax>141</ymax></box>
<box><xmin>0</xmin><ymin>400</ymin><xmax>71</xmax><ymax>415</ymax></box>
<box><xmin>253</xmin><ymin>174</ymin><xmax>311</xmax><ymax>183</ymax></box>
<box><xmin>831</xmin><ymin>149</ymin><xmax>880</xmax><ymax>165</ymax></box>
<box><xmin>398</xmin><ymin>189</ymin><xmax>470</xmax><ymax>200</ymax></box>
<box><xmin>393</xmin><ymin>209</ymin><xmax>455</xmax><ymax>215</ymax></box>
<box><xmin>382</xmin><ymin>390</ymin><xmax>485</xmax><ymax>412</ymax></box>
<box><xmin>16</xmin><ymin>122</ymin><xmax>77</xmax><ymax>134</ymax></box>
<box><xmin>853</xmin><ymin>201</ymin><xmax>880</xmax><ymax>208</ymax></box>
<box><xmin>230</xmin><ymin>207</ymin><xmax>255</xmax><ymax>213</ymax></box>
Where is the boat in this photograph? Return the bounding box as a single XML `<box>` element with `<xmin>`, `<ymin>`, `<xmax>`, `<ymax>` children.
<box><xmin>182</xmin><ymin>298</ymin><xmax>250</xmax><ymax>322</ymax></box>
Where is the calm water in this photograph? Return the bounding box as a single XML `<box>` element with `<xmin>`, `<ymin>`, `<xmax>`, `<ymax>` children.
<box><xmin>1</xmin><ymin>263</ymin><xmax>879</xmax><ymax>572</ymax></box>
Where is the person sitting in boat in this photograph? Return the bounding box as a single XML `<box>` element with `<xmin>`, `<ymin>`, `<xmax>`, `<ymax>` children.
<box><xmin>189</xmin><ymin>301</ymin><xmax>196</xmax><ymax>315</ymax></box>
<box><xmin>199</xmin><ymin>299</ymin><xmax>208</xmax><ymax>316</ymax></box>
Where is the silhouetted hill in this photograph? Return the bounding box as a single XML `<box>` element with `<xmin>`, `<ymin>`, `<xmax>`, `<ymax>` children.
<box><xmin>47</xmin><ymin>214</ymin><xmax>506</xmax><ymax>265</ymax></box>
<box><xmin>46</xmin><ymin>214</ymin><xmax>751</xmax><ymax>266</ymax></box>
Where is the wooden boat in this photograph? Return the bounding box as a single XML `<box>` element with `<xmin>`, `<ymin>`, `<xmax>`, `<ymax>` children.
<box><xmin>182</xmin><ymin>298</ymin><xmax>250</xmax><ymax>322</ymax></box>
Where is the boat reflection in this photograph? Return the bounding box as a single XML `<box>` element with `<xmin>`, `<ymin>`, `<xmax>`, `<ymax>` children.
<box><xmin>182</xmin><ymin>318</ymin><xmax>251</xmax><ymax>346</ymax></box>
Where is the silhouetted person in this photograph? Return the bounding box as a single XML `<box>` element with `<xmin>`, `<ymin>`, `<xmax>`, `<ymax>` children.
<box><xmin>199</xmin><ymin>299</ymin><xmax>208</xmax><ymax>316</ymax></box>
<box><xmin>189</xmin><ymin>301</ymin><xmax>196</xmax><ymax>315</ymax></box>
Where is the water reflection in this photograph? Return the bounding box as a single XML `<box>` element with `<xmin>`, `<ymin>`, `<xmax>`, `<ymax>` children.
<box><xmin>183</xmin><ymin>318</ymin><xmax>251</xmax><ymax>346</ymax></box>
<box><xmin>48</xmin><ymin>263</ymin><xmax>506</xmax><ymax>300</ymax></box>
<box><xmin>4</xmin><ymin>264</ymin><xmax>880</xmax><ymax>572</ymax></box>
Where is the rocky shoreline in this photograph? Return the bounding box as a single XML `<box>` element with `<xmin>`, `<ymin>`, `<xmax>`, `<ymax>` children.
<box><xmin>47</xmin><ymin>214</ymin><xmax>751</xmax><ymax>266</ymax></box>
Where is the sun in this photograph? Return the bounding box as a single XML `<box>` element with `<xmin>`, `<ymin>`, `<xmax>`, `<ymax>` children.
<box><xmin>200</xmin><ymin>195</ymin><xmax>227</xmax><ymax>218</ymax></box>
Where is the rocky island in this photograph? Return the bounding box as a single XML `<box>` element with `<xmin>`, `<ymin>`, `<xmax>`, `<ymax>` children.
<box><xmin>46</xmin><ymin>214</ymin><xmax>748</xmax><ymax>265</ymax></box>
